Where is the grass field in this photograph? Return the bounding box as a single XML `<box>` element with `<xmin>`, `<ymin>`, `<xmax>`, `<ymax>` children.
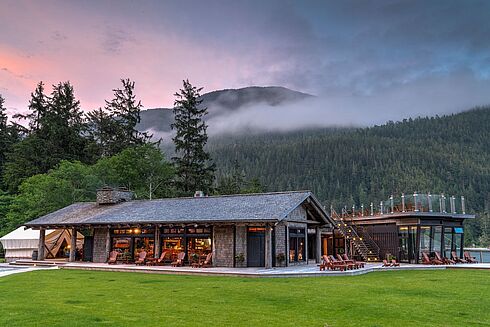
<box><xmin>0</xmin><ymin>269</ymin><xmax>488</xmax><ymax>326</ymax></box>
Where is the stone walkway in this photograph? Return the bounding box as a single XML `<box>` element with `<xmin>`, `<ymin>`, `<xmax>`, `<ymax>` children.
<box><xmin>7</xmin><ymin>261</ymin><xmax>490</xmax><ymax>278</ymax></box>
<box><xmin>0</xmin><ymin>264</ymin><xmax>56</xmax><ymax>278</ymax></box>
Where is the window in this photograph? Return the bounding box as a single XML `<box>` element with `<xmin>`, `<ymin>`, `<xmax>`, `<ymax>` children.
<box><xmin>289</xmin><ymin>228</ymin><xmax>305</xmax><ymax>262</ymax></box>
<box><xmin>431</xmin><ymin>226</ymin><xmax>442</xmax><ymax>254</ymax></box>
<box><xmin>443</xmin><ymin>227</ymin><xmax>453</xmax><ymax>258</ymax></box>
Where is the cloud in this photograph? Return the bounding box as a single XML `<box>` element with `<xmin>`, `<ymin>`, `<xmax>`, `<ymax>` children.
<box><xmin>205</xmin><ymin>71</ymin><xmax>490</xmax><ymax>135</ymax></box>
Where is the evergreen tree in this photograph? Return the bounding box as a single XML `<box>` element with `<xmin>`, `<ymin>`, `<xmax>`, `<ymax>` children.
<box><xmin>171</xmin><ymin>80</ymin><xmax>215</xmax><ymax>195</ymax></box>
<box><xmin>3</xmin><ymin>82</ymin><xmax>89</xmax><ymax>192</ymax></box>
<box><xmin>86</xmin><ymin>107</ymin><xmax>119</xmax><ymax>158</ymax></box>
<box><xmin>101</xmin><ymin>79</ymin><xmax>151</xmax><ymax>156</ymax></box>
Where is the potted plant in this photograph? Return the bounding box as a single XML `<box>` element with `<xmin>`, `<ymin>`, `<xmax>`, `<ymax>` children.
<box><xmin>234</xmin><ymin>253</ymin><xmax>245</xmax><ymax>265</ymax></box>
<box><xmin>276</xmin><ymin>253</ymin><xmax>286</xmax><ymax>265</ymax></box>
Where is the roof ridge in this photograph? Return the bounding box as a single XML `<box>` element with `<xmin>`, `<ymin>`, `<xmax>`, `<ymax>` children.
<box><xmin>129</xmin><ymin>190</ymin><xmax>312</xmax><ymax>202</ymax></box>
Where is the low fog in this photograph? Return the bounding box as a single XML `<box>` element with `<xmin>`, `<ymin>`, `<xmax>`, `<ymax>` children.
<box><xmin>152</xmin><ymin>72</ymin><xmax>490</xmax><ymax>141</ymax></box>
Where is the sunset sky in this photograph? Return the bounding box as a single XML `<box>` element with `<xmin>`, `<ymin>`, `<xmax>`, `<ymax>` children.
<box><xmin>1</xmin><ymin>0</ymin><xmax>490</xmax><ymax>117</ymax></box>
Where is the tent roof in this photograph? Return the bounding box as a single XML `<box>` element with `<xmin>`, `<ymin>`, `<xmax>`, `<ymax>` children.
<box><xmin>0</xmin><ymin>226</ymin><xmax>55</xmax><ymax>241</ymax></box>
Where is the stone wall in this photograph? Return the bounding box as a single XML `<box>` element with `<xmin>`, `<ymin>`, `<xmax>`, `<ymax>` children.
<box><xmin>93</xmin><ymin>227</ymin><xmax>109</xmax><ymax>263</ymax></box>
<box><xmin>274</xmin><ymin>222</ymin><xmax>287</xmax><ymax>267</ymax></box>
<box><xmin>213</xmin><ymin>225</ymin><xmax>234</xmax><ymax>267</ymax></box>
<box><xmin>234</xmin><ymin>225</ymin><xmax>247</xmax><ymax>268</ymax></box>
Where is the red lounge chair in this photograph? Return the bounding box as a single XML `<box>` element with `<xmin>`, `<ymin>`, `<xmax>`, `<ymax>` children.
<box><xmin>343</xmin><ymin>254</ymin><xmax>365</xmax><ymax>268</ymax></box>
<box><xmin>322</xmin><ymin>255</ymin><xmax>346</xmax><ymax>271</ymax></box>
<box><xmin>451</xmin><ymin>251</ymin><xmax>467</xmax><ymax>263</ymax></box>
<box><xmin>422</xmin><ymin>252</ymin><xmax>443</xmax><ymax>265</ymax></box>
<box><xmin>135</xmin><ymin>250</ymin><xmax>147</xmax><ymax>265</ymax></box>
<box><xmin>171</xmin><ymin>252</ymin><xmax>186</xmax><ymax>267</ymax></box>
<box><xmin>435</xmin><ymin>251</ymin><xmax>455</xmax><ymax>264</ymax></box>
<box><xmin>391</xmin><ymin>259</ymin><xmax>400</xmax><ymax>267</ymax></box>
<box><xmin>382</xmin><ymin>259</ymin><xmax>391</xmax><ymax>267</ymax></box>
<box><xmin>199</xmin><ymin>253</ymin><xmax>213</xmax><ymax>268</ymax></box>
<box><xmin>146</xmin><ymin>251</ymin><xmax>168</xmax><ymax>266</ymax></box>
<box><xmin>107</xmin><ymin>250</ymin><xmax>118</xmax><ymax>265</ymax></box>
<box><xmin>336</xmin><ymin>254</ymin><xmax>357</xmax><ymax>269</ymax></box>
<box><xmin>464</xmin><ymin>251</ymin><xmax>478</xmax><ymax>263</ymax></box>
<box><xmin>329</xmin><ymin>255</ymin><xmax>350</xmax><ymax>270</ymax></box>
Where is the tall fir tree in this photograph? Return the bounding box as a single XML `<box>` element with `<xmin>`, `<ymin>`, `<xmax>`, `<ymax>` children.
<box><xmin>171</xmin><ymin>79</ymin><xmax>215</xmax><ymax>195</ymax></box>
<box><xmin>3</xmin><ymin>81</ymin><xmax>89</xmax><ymax>192</ymax></box>
<box><xmin>99</xmin><ymin>78</ymin><xmax>151</xmax><ymax>156</ymax></box>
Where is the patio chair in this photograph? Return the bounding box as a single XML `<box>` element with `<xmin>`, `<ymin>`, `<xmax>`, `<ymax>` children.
<box><xmin>422</xmin><ymin>252</ymin><xmax>443</xmax><ymax>265</ymax></box>
<box><xmin>464</xmin><ymin>251</ymin><xmax>478</xmax><ymax>263</ymax></box>
<box><xmin>107</xmin><ymin>250</ymin><xmax>118</xmax><ymax>265</ymax></box>
<box><xmin>146</xmin><ymin>251</ymin><xmax>167</xmax><ymax>266</ymax></box>
<box><xmin>135</xmin><ymin>250</ymin><xmax>147</xmax><ymax>265</ymax></box>
<box><xmin>336</xmin><ymin>254</ymin><xmax>357</xmax><ymax>269</ymax></box>
<box><xmin>435</xmin><ymin>251</ymin><xmax>455</xmax><ymax>264</ymax></box>
<box><xmin>451</xmin><ymin>251</ymin><xmax>467</xmax><ymax>263</ymax></box>
<box><xmin>382</xmin><ymin>260</ymin><xmax>392</xmax><ymax>267</ymax></box>
<box><xmin>391</xmin><ymin>259</ymin><xmax>400</xmax><ymax>267</ymax></box>
<box><xmin>329</xmin><ymin>255</ymin><xmax>350</xmax><ymax>270</ymax></box>
<box><xmin>343</xmin><ymin>254</ymin><xmax>365</xmax><ymax>268</ymax></box>
<box><xmin>199</xmin><ymin>253</ymin><xmax>213</xmax><ymax>268</ymax></box>
<box><xmin>171</xmin><ymin>252</ymin><xmax>186</xmax><ymax>267</ymax></box>
<box><xmin>324</xmin><ymin>255</ymin><xmax>346</xmax><ymax>271</ymax></box>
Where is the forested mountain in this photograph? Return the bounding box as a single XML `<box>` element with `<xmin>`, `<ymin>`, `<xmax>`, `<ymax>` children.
<box><xmin>207</xmin><ymin>107</ymin><xmax>490</xmax><ymax>245</ymax></box>
<box><xmin>137</xmin><ymin>86</ymin><xmax>311</xmax><ymax>133</ymax></box>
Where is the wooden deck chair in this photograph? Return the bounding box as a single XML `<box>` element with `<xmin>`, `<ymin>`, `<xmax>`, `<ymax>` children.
<box><xmin>171</xmin><ymin>252</ymin><xmax>186</xmax><ymax>267</ymax></box>
<box><xmin>422</xmin><ymin>252</ymin><xmax>442</xmax><ymax>265</ymax></box>
<box><xmin>382</xmin><ymin>259</ymin><xmax>392</xmax><ymax>267</ymax></box>
<box><xmin>451</xmin><ymin>251</ymin><xmax>467</xmax><ymax>263</ymax></box>
<box><xmin>343</xmin><ymin>254</ymin><xmax>365</xmax><ymax>268</ymax></box>
<box><xmin>135</xmin><ymin>250</ymin><xmax>147</xmax><ymax>265</ymax></box>
<box><xmin>325</xmin><ymin>255</ymin><xmax>346</xmax><ymax>271</ymax></box>
<box><xmin>336</xmin><ymin>254</ymin><xmax>356</xmax><ymax>269</ymax></box>
<box><xmin>435</xmin><ymin>251</ymin><xmax>454</xmax><ymax>264</ymax></box>
<box><xmin>464</xmin><ymin>251</ymin><xmax>478</xmax><ymax>263</ymax></box>
<box><xmin>391</xmin><ymin>259</ymin><xmax>400</xmax><ymax>267</ymax></box>
<box><xmin>329</xmin><ymin>255</ymin><xmax>349</xmax><ymax>270</ymax></box>
<box><xmin>108</xmin><ymin>250</ymin><xmax>118</xmax><ymax>265</ymax></box>
<box><xmin>199</xmin><ymin>253</ymin><xmax>213</xmax><ymax>268</ymax></box>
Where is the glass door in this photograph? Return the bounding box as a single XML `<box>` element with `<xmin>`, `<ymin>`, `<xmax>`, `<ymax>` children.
<box><xmin>398</xmin><ymin>227</ymin><xmax>409</xmax><ymax>263</ymax></box>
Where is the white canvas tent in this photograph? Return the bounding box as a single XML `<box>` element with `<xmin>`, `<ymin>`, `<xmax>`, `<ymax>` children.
<box><xmin>0</xmin><ymin>227</ymin><xmax>84</xmax><ymax>262</ymax></box>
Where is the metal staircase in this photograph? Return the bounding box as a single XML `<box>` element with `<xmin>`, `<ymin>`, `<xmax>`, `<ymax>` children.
<box><xmin>331</xmin><ymin>208</ymin><xmax>380</xmax><ymax>262</ymax></box>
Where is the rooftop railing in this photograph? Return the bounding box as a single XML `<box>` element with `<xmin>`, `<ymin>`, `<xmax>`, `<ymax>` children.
<box><xmin>335</xmin><ymin>193</ymin><xmax>467</xmax><ymax>219</ymax></box>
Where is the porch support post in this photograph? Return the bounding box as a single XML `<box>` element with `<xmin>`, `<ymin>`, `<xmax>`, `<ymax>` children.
<box><xmin>315</xmin><ymin>226</ymin><xmax>322</xmax><ymax>263</ymax></box>
<box><xmin>69</xmin><ymin>227</ymin><xmax>77</xmax><ymax>262</ymax></box>
<box><xmin>265</xmin><ymin>225</ymin><xmax>273</xmax><ymax>269</ymax></box>
<box><xmin>105</xmin><ymin>228</ymin><xmax>111</xmax><ymax>261</ymax></box>
<box><xmin>154</xmin><ymin>225</ymin><xmax>161</xmax><ymax>258</ymax></box>
<box><xmin>37</xmin><ymin>227</ymin><xmax>45</xmax><ymax>261</ymax></box>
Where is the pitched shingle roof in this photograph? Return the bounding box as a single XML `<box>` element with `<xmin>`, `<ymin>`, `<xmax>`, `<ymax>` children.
<box><xmin>25</xmin><ymin>191</ymin><xmax>331</xmax><ymax>227</ymax></box>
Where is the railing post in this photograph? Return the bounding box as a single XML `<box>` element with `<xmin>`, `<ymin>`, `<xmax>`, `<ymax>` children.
<box><xmin>428</xmin><ymin>193</ymin><xmax>432</xmax><ymax>212</ymax></box>
<box><xmin>390</xmin><ymin>195</ymin><xmax>394</xmax><ymax>213</ymax></box>
<box><xmin>361</xmin><ymin>204</ymin><xmax>364</xmax><ymax>217</ymax></box>
<box><xmin>414</xmin><ymin>192</ymin><xmax>419</xmax><ymax>212</ymax></box>
<box><xmin>370</xmin><ymin>202</ymin><xmax>374</xmax><ymax>216</ymax></box>
<box><xmin>380</xmin><ymin>201</ymin><xmax>384</xmax><ymax>215</ymax></box>
<box><xmin>442</xmin><ymin>194</ymin><xmax>446</xmax><ymax>213</ymax></box>
<box><xmin>401</xmin><ymin>193</ymin><xmax>405</xmax><ymax>212</ymax></box>
<box><xmin>461</xmin><ymin>196</ymin><xmax>465</xmax><ymax>214</ymax></box>
<box><xmin>439</xmin><ymin>195</ymin><xmax>443</xmax><ymax>213</ymax></box>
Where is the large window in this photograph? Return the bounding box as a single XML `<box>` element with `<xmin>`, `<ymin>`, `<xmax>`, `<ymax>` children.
<box><xmin>419</xmin><ymin>226</ymin><xmax>431</xmax><ymax>259</ymax></box>
<box><xmin>431</xmin><ymin>226</ymin><xmax>442</xmax><ymax>254</ymax></box>
<box><xmin>398</xmin><ymin>227</ymin><xmax>409</xmax><ymax>262</ymax></box>
<box><xmin>111</xmin><ymin>228</ymin><xmax>154</xmax><ymax>262</ymax></box>
<box><xmin>443</xmin><ymin>227</ymin><xmax>453</xmax><ymax>258</ymax></box>
<box><xmin>161</xmin><ymin>226</ymin><xmax>212</xmax><ymax>264</ymax></box>
<box><xmin>289</xmin><ymin>228</ymin><xmax>305</xmax><ymax>262</ymax></box>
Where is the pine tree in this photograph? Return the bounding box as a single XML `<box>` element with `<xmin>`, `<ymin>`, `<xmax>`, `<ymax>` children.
<box><xmin>172</xmin><ymin>79</ymin><xmax>215</xmax><ymax>195</ymax></box>
<box><xmin>102</xmin><ymin>79</ymin><xmax>151</xmax><ymax>156</ymax></box>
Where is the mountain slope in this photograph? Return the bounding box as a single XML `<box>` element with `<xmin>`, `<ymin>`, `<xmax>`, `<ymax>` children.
<box><xmin>208</xmin><ymin>107</ymin><xmax>490</xmax><ymax>244</ymax></box>
<box><xmin>137</xmin><ymin>86</ymin><xmax>312</xmax><ymax>133</ymax></box>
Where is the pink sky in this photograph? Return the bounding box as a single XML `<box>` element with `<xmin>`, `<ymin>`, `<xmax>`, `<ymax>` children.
<box><xmin>0</xmin><ymin>2</ymin><xmax>273</xmax><ymax>115</ymax></box>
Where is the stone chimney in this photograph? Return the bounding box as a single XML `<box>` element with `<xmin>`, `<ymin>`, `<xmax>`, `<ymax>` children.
<box><xmin>97</xmin><ymin>186</ymin><xmax>133</xmax><ymax>205</ymax></box>
<box><xmin>194</xmin><ymin>190</ymin><xmax>205</xmax><ymax>198</ymax></box>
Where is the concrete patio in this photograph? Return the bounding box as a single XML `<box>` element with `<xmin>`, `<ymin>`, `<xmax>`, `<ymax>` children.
<box><xmin>7</xmin><ymin>260</ymin><xmax>488</xmax><ymax>277</ymax></box>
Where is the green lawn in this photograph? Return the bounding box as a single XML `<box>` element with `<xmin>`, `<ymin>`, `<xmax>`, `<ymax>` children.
<box><xmin>0</xmin><ymin>269</ymin><xmax>488</xmax><ymax>326</ymax></box>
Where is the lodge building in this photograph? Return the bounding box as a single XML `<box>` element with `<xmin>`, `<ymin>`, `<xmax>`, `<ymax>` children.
<box><xmin>25</xmin><ymin>188</ymin><xmax>335</xmax><ymax>267</ymax></box>
<box><xmin>23</xmin><ymin>188</ymin><xmax>474</xmax><ymax>267</ymax></box>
